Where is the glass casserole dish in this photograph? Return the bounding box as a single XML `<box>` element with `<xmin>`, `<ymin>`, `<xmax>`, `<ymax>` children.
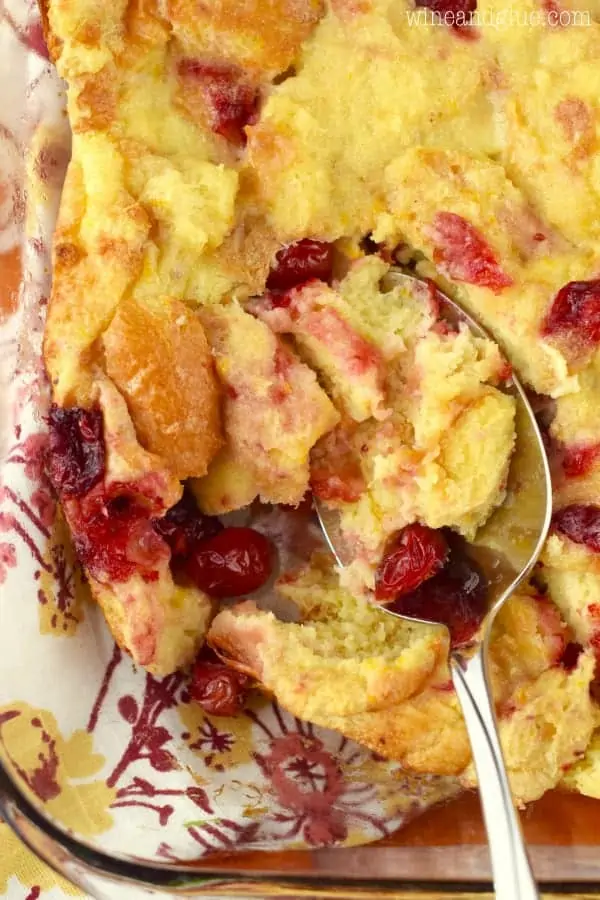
<box><xmin>2</xmin><ymin>0</ymin><xmax>600</xmax><ymax>896</ymax></box>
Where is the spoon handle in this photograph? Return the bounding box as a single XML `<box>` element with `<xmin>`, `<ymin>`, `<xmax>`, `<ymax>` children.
<box><xmin>450</xmin><ymin>648</ymin><xmax>540</xmax><ymax>899</ymax></box>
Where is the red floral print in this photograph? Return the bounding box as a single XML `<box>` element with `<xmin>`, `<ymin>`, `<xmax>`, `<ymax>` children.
<box><xmin>7</xmin><ymin>432</ymin><xmax>49</xmax><ymax>481</ymax></box>
<box><xmin>0</xmin><ymin>711</ymin><xmax>60</xmax><ymax>802</ymax></box>
<box><xmin>30</xmin><ymin>486</ymin><xmax>56</xmax><ymax>527</ymax></box>
<box><xmin>107</xmin><ymin>673</ymin><xmax>183</xmax><ymax>788</ymax></box>
<box><xmin>0</xmin><ymin>541</ymin><xmax>16</xmax><ymax>583</ymax></box>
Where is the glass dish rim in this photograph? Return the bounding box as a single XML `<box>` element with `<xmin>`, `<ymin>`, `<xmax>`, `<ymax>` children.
<box><xmin>3</xmin><ymin>756</ymin><xmax>600</xmax><ymax>897</ymax></box>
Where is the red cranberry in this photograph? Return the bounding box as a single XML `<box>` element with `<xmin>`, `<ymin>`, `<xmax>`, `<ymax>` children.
<box><xmin>262</xmin><ymin>290</ymin><xmax>294</xmax><ymax>310</ymax></box>
<box><xmin>415</xmin><ymin>0</ymin><xmax>476</xmax><ymax>14</ymax></box>
<box><xmin>186</xmin><ymin>527</ymin><xmax>273</xmax><ymax>598</ymax></box>
<box><xmin>47</xmin><ymin>404</ymin><xmax>106</xmax><ymax>497</ymax></box>
<box><xmin>266</xmin><ymin>240</ymin><xmax>334</xmax><ymax>292</ymax></box>
<box><xmin>542</xmin><ymin>279</ymin><xmax>600</xmax><ymax>345</ymax></box>
<box><xmin>430</xmin><ymin>212</ymin><xmax>513</xmax><ymax>293</ymax></box>
<box><xmin>375</xmin><ymin>524</ymin><xmax>449</xmax><ymax>602</ymax></box>
<box><xmin>72</xmin><ymin>484</ymin><xmax>168</xmax><ymax>582</ymax></box>
<box><xmin>190</xmin><ymin>658</ymin><xmax>251</xmax><ymax>716</ymax></box>
<box><xmin>559</xmin><ymin>641</ymin><xmax>584</xmax><ymax>672</ymax></box>
<box><xmin>562</xmin><ymin>444</ymin><xmax>600</xmax><ymax>478</ymax></box>
<box><xmin>388</xmin><ymin>536</ymin><xmax>488</xmax><ymax>647</ymax></box>
<box><xmin>552</xmin><ymin>504</ymin><xmax>600</xmax><ymax>552</ymax></box>
<box><xmin>542</xmin><ymin>0</ymin><xmax>565</xmax><ymax>22</ymax></box>
<box><xmin>414</xmin><ymin>0</ymin><xmax>480</xmax><ymax>37</ymax></box>
<box><xmin>152</xmin><ymin>489</ymin><xmax>222</xmax><ymax>561</ymax></box>
<box><xmin>178</xmin><ymin>59</ymin><xmax>259</xmax><ymax>146</ymax></box>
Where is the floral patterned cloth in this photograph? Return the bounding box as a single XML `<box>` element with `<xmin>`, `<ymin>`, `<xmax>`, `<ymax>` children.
<box><xmin>0</xmin><ymin>821</ymin><xmax>84</xmax><ymax>899</ymax></box>
<box><xmin>0</xmin><ymin>2</ymin><xmax>460</xmax><ymax>897</ymax></box>
<box><xmin>0</xmin><ymin>5</ymin><xmax>75</xmax><ymax>895</ymax></box>
<box><xmin>0</xmin><ymin>10</ymin><xmax>80</xmax><ymax>897</ymax></box>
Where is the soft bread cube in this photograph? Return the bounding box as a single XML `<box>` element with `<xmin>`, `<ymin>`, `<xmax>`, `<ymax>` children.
<box><xmin>259</xmin><ymin>260</ymin><xmax>516</xmax><ymax>581</ymax></box>
<box><xmin>209</xmin><ymin>554</ymin><xmax>449</xmax><ymax>721</ymax></box>
<box><xmin>102</xmin><ymin>295</ymin><xmax>222</xmax><ymax>480</ymax></box>
<box><xmin>194</xmin><ymin>304</ymin><xmax>339</xmax><ymax>511</ymax></box>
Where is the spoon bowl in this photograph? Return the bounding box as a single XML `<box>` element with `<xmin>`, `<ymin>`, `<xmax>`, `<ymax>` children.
<box><xmin>315</xmin><ymin>268</ymin><xmax>553</xmax><ymax>900</ymax></box>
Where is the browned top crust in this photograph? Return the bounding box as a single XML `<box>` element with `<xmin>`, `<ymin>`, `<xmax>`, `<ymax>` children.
<box><xmin>102</xmin><ymin>295</ymin><xmax>222</xmax><ymax>479</ymax></box>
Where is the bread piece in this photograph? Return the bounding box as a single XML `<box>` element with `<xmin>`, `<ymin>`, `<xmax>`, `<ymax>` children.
<box><xmin>102</xmin><ymin>295</ymin><xmax>222</xmax><ymax>480</ymax></box>
<box><xmin>194</xmin><ymin>304</ymin><xmax>339</xmax><ymax>511</ymax></box>
<box><xmin>58</xmin><ymin>377</ymin><xmax>215</xmax><ymax>676</ymax></box>
<box><xmin>209</xmin><ymin>555</ymin><xmax>596</xmax><ymax>804</ymax></box>
<box><xmin>252</xmin><ymin>258</ymin><xmax>515</xmax><ymax>589</ymax></box>
<box><xmin>168</xmin><ymin>0</ymin><xmax>324</xmax><ymax>78</ymax></box>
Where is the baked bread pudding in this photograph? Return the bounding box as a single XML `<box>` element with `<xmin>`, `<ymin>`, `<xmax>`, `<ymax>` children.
<box><xmin>41</xmin><ymin>0</ymin><xmax>600</xmax><ymax>804</ymax></box>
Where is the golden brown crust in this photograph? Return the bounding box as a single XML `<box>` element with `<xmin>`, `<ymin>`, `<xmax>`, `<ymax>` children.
<box><xmin>75</xmin><ymin>66</ymin><xmax>118</xmax><ymax>132</ymax></box>
<box><xmin>211</xmin><ymin>213</ymin><xmax>281</xmax><ymax>299</ymax></box>
<box><xmin>91</xmin><ymin>574</ymin><xmax>216</xmax><ymax>678</ymax></box>
<box><xmin>326</xmin><ymin>690</ymin><xmax>471</xmax><ymax>776</ymax></box>
<box><xmin>38</xmin><ymin>0</ymin><xmax>62</xmax><ymax>63</ymax></box>
<box><xmin>167</xmin><ymin>0</ymin><xmax>325</xmax><ymax>77</ymax></box>
<box><xmin>209</xmin><ymin>601</ymin><xmax>469</xmax><ymax>773</ymax></box>
<box><xmin>210</xmin><ymin>600</ymin><xmax>471</xmax><ymax>773</ymax></box>
<box><xmin>43</xmin><ymin>150</ymin><xmax>150</xmax><ymax>406</ymax></box>
<box><xmin>102</xmin><ymin>295</ymin><xmax>223</xmax><ymax>480</ymax></box>
<box><xmin>207</xmin><ymin>574</ymin><xmax>597</xmax><ymax>799</ymax></box>
<box><xmin>208</xmin><ymin>597</ymin><xmax>450</xmax><ymax>720</ymax></box>
<box><xmin>40</xmin><ymin>0</ymin><xmax>234</xmax><ymax>674</ymax></box>
<box><xmin>39</xmin><ymin>0</ymin><xmax>600</xmax><ymax>800</ymax></box>
<box><xmin>208</xmin><ymin>592</ymin><xmax>595</xmax><ymax>790</ymax></box>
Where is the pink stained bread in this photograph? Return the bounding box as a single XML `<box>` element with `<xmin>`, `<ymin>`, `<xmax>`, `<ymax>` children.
<box><xmin>193</xmin><ymin>303</ymin><xmax>339</xmax><ymax>513</ymax></box>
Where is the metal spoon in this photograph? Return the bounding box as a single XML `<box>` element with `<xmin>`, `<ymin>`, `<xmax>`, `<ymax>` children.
<box><xmin>316</xmin><ymin>269</ymin><xmax>552</xmax><ymax>900</ymax></box>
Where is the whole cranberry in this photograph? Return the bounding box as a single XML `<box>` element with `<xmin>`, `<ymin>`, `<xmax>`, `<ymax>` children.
<box><xmin>552</xmin><ymin>504</ymin><xmax>600</xmax><ymax>553</ymax></box>
<box><xmin>190</xmin><ymin>659</ymin><xmax>251</xmax><ymax>716</ymax></box>
<box><xmin>186</xmin><ymin>527</ymin><xmax>273</xmax><ymax>597</ymax></box>
<box><xmin>47</xmin><ymin>404</ymin><xmax>105</xmax><ymax>497</ymax></box>
<box><xmin>542</xmin><ymin>279</ymin><xmax>600</xmax><ymax>346</ymax></box>
<box><xmin>266</xmin><ymin>239</ymin><xmax>334</xmax><ymax>292</ymax></box>
<box><xmin>375</xmin><ymin>524</ymin><xmax>449</xmax><ymax>601</ymax></box>
<box><xmin>389</xmin><ymin>536</ymin><xmax>488</xmax><ymax>647</ymax></box>
<box><xmin>152</xmin><ymin>490</ymin><xmax>222</xmax><ymax>561</ymax></box>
